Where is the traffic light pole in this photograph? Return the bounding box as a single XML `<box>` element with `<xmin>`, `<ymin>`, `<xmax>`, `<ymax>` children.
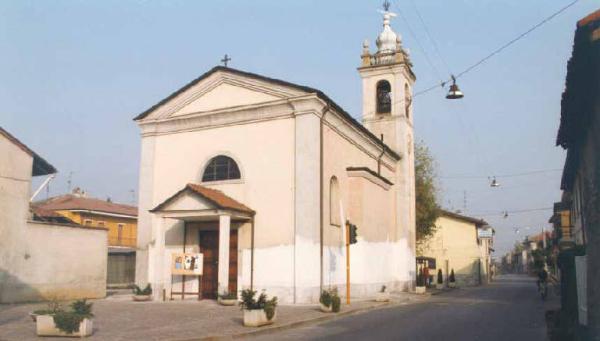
<box><xmin>346</xmin><ymin>221</ymin><xmax>350</xmax><ymax>305</ymax></box>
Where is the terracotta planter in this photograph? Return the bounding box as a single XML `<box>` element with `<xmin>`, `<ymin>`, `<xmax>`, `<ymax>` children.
<box><xmin>133</xmin><ymin>295</ymin><xmax>152</xmax><ymax>302</ymax></box>
<box><xmin>218</xmin><ymin>298</ymin><xmax>237</xmax><ymax>306</ymax></box>
<box><xmin>375</xmin><ymin>291</ymin><xmax>390</xmax><ymax>302</ymax></box>
<box><xmin>320</xmin><ymin>303</ymin><xmax>333</xmax><ymax>312</ymax></box>
<box><xmin>436</xmin><ymin>283</ymin><xmax>444</xmax><ymax>290</ymax></box>
<box><xmin>36</xmin><ymin>315</ymin><xmax>93</xmax><ymax>337</ymax></box>
<box><xmin>415</xmin><ymin>286</ymin><xmax>426</xmax><ymax>294</ymax></box>
<box><xmin>243</xmin><ymin>309</ymin><xmax>276</xmax><ymax>327</ymax></box>
<box><xmin>449</xmin><ymin>282</ymin><xmax>457</xmax><ymax>288</ymax></box>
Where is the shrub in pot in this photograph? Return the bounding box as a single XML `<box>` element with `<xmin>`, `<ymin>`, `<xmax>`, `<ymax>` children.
<box><xmin>375</xmin><ymin>285</ymin><xmax>391</xmax><ymax>302</ymax></box>
<box><xmin>30</xmin><ymin>299</ymin><xmax>62</xmax><ymax>322</ymax></box>
<box><xmin>319</xmin><ymin>288</ymin><xmax>341</xmax><ymax>312</ymax></box>
<box><xmin>415</xmin><ymin>270</ymin><xmax>426</xmax><ymax>294</ymax></box>
<box><xmin>436</xmin><ymin>269</ymin><xmax>444</xmax><ymax>289</ymax></box>
<box><xmin>240</xmin><ymin>289</ymin><xmax>278</xmax><ymax>327</ymax></box>
<box><xmin>449</xmin><ymin>269</ymin><xmax>457</xmax><ymax>288</ymax></box>
<box><xmin>36</xmin><ymin>299</ymin><xmax>94</xmax><ymax>337</ymax></box>
<box><xmin>218</xmin><ymin>291</ymin><xmax>238</xmax><ymax>306</ymax></box>
<box><xmin>132</xmin><ymin>284</ymin><xmax>153</xmax><ymax>301</ymax></box>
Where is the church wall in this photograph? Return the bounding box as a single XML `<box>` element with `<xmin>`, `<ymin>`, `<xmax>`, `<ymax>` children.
<box><xmin>139</xmin><ymin>117</ymin><xmax>297</xmax><ymax>301</ymax></box>
<box><xmin>320</xmin><ymin>115</ymin><xmax>413</xmax><ymax>297</ymax></box>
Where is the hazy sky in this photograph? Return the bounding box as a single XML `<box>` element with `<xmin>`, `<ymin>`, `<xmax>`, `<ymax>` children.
<box><xmin>2</xmin><ymin>1</ymin><xmax>598</xmax><ymax>257</ymax></box>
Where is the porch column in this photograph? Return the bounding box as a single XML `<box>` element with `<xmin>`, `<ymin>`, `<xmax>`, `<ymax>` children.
<box><xmin>218</xmin><ymin>214</ymin><xmax>231</xmax><ymax>295</ymax></box>
<box><xmin>152</xmin><ymin>216</ymin><xmax>166</xmax><ymax>301</ymax></box>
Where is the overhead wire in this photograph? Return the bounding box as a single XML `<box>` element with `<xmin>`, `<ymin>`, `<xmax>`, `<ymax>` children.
<box><xmin>394</xmin><ymin>2</ymin><xmax>445</xmax><ymax>81</ymax></box>
<box><xmin>408</xmin><ymin>0</ymin><xmax>452</xmax><ymax>74</ymax></box>
<box><xmin>441</xmin><ymin>168</ymin><xmax>562</xmax><ymax>180</ymax></box>
<box><xmin>411</xmin><ymin>0</ymin><xmax>581</xmax><ymax>97</ymax></box>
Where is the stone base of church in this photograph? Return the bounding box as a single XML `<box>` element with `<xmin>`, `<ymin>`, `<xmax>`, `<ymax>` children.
<box><xmin>250</xmin><ymin>280</ymin><xmax>413</xmax><ymax>304</ymax></box>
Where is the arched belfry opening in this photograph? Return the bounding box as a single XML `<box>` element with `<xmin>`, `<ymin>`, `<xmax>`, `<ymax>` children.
<box><xmin>376</xmin><ymin>80</ymin><xmax>392</xmax><ymax>114</ymax></box>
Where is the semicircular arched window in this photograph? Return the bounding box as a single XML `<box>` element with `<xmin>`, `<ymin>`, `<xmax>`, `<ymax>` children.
<box><xmin>202</xmin><ymin>155</ymin><xmax>241</xmax><ymax>182</ymax></box>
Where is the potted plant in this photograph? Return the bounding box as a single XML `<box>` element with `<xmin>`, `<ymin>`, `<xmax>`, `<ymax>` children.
<box><xmin>30</xmin><ymin>299</ymin><xmax>62</xmax><ymax>322</ymax></box>
<box><xmin>132</xmin><ymin>284</ymin><xmax>153</xmax><ymax>301</ymax></box>
<box><xmin>218</xmin><ymin>291</ymin><xmax>238</xmax><ymax>306</ymax></box>
<box><xmin>449</xmin><ymin>269</ymin><xmax>457</xmax><ymax>288</ymax></box>
<box><xmin>416</xmin><ymin>270</ymin><xmax>426</xmax><ymax>294</ymax></box>
<box><xmin>240</xmin><ymin>289</ymin><xmax>278</xmax><ymax>327</ymax></box>
<box><xmin>36</xmin><ymin>299</ymin><xmax>94</xmax><ymax>337</ymax></box>
<box><xmin>436</xmin><ymin>269</ymin><xmax>444</xmax><ymax>290</ymax></box>
<box><xmin>319</xmin><ymin>289</ymin><xmax>333</xmax><ymax>312</ymax></box>
<box><xmin>375</xmin><ymin>285</ymin><xmax>390</xmax><ymax>302</ymax></box>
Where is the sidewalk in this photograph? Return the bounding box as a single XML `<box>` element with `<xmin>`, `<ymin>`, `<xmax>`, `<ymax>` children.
<box><xmin>0</xmin><ymin>292</ymin><xmax>426</xmax><ymax>341</ymax></box>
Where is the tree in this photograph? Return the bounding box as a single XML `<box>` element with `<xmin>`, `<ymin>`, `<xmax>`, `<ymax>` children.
<box><xmin>415</xmin><ymin>142</ymin><xmax>440</xmax><ymax>245</ymax></box>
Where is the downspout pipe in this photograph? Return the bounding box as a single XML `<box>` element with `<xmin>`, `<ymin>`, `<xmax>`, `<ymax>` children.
<box><xmin>377</xmin><ymin>134</ymin><xmax>385</xmax><ymax>176</ymax></box>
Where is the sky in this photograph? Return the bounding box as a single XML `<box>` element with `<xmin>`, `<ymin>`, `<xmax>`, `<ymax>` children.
<box><xmin>1</xmin><ymin>0</ymin><xmax>598</xmax><ymax>257</ymax></box>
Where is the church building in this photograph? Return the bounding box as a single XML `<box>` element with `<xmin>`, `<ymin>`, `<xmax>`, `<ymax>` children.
<box><xmin>134</xmin><ymin>8</ymin><xmax>417</xmax><ymax>304</ymax></box>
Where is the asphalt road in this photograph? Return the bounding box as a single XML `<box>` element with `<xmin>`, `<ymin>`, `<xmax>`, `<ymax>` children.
<box><xmin>252</xmin><ymin>275</ymin><xmax>555</xmax><ymax>341</ymax></box>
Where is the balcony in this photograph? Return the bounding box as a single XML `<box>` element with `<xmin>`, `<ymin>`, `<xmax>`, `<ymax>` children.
<box><xmin>108</xmin><ymin>236</ymin><xmax>136</xmax><ymax>247</ymax></box>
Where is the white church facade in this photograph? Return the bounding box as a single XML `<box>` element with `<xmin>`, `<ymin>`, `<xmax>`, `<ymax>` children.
<box><xmin>134</xmin><ymin>9</ymin><xmax>417</xmax><ymax>304</ymax></box>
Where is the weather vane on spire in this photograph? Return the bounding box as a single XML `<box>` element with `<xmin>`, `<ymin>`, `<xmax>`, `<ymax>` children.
<box><xmin>383</xmin><ymin>0</ymin><xmax>390</xmax><ymax>12</ymax></box>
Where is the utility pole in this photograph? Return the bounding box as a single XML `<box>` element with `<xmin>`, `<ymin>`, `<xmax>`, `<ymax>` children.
<box><xmin>346</xmin><ymin>220</ymin><xmax>350</xmax><ymax>305</ymax></box>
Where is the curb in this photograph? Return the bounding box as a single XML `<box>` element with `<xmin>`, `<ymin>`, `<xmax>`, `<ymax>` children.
<box><xmin>197</xmin><ymin>299</ymin><xmax>410</xmax><ymax>341</ymax></box>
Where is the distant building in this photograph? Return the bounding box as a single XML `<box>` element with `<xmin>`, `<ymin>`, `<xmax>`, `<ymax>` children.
<box><xmin>419</xmin><ymin>210</ymin><xmax>494</xmax><ymax>287</ymax></box>
<box><xmin>551</xmin><ymin>9</ymin><xmax>600</xmax><ymax>339</ymax></box>
<box><xmin>0</xmin><ymin>127</ymin><xmax>107</xmax><ymax>303</ymax></box>
<box><xmin>35</xmin><ymin>193</ymin><xmax>138</xmax><ymax>288</ymax></box>
<box><xmin>35</xmin><ymin>191</ymin><xmax>137</xmax><ymax>248</ymax></box>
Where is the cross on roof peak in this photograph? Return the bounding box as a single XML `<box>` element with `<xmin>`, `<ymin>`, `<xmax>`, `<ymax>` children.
<box><xmin>221</xmin><ymin>54</ymin><xmax>231</xmax><ymax>67</ymax></box>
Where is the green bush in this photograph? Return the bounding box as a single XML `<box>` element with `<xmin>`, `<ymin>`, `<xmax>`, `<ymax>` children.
<box><xmin>331</xmin><ymin>296</ymin><xmax>341</xmax><ymax>313</ymax></box>
<box><xmin>240</xmin><ymin>289</ymin><xmax>278</xmax><ymax>320</ymax></box>
<box><xmin>52</xmin><ymin>299</ymin><xmax>94</xmax><ymax>334</ymax></box>
<box><xmin>437</xmin><ymin>269</ymin><xmax>443</xmax><ymax>284</ymax></box>
<box><xmin>319</xmin><ymin>290</ymin><xmax>332</xmax><ymax>308</ymax></box>
<box><xmin>380</xmin><ymin>285</ymin><xmax>387</xmax><ymax>293</ymax></box>
<box><xmin>449</xmin><ymin>269</ymin><xmax>456</xmax><ymax>283</ymax></box>
<box><xmin>133</xmin><ymin>284</ymin><xmax>152</xmax><ymax>295</ymax></box>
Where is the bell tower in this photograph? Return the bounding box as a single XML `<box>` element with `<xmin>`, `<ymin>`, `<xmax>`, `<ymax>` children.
<box><xmin>358</xmin><ymin>1</ymin><xmax>417</xmax><ymax>254</ymax></box>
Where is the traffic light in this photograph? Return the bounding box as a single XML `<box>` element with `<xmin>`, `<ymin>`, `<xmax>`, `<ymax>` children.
<box><xmin>349</xmin><ymin>223</ymin><xmax>358</xmax><ymax>245</ymax></box>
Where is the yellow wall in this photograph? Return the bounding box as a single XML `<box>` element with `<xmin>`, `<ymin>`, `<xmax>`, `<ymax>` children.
<box><xmin>420</xmin><ymin>215</ymin><xmax>487</xmax><ymax>286</ymax></box>
<box><xmin>55</xmin><ymin>210</ymin><xmax>137</xmax><ymax>248</ymax></box>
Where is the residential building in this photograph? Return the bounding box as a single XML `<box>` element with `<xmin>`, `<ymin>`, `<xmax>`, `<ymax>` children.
<box><xmin>419</xmin><ymin>210</ymin><xmax>494</xmax><ymax>287</ymax></box>
<box><xmin>134</xmin><ymin>9</ymin><xmax>417</xmax><ymax>303</ymax></box>
<box><xmin>551</xmin><ymin>8</ymin><xmax>600</xmax><ymax>339</ymax></box>
<box><xmin>35</xmin><ymin>190</ymin><xmax>138</xmax><ymax>248</ymax></box>
<box><xmin>35</xmin><ymin>192</ymin><xmax>138</xmax><ymax>287</ymax></box>
<box><xmin>0</xmin><ymin>127</ymin><xmax>107</xmax><ymax>303</ymax></box>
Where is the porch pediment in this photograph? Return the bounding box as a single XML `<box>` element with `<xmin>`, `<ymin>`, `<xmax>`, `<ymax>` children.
<box><xmin>150</xmin><ymin>183</ymin><xmax>254</xmax><ymax>219</ymax></box>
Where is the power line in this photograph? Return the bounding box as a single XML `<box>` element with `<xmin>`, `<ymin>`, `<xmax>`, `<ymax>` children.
<box><xmin>408</xmin><ymin>0</ymin><xmax>452</xmax><ymax>74</ymax></box>
<box><xmin>413</xmin><ymin>0</ymin><xmax>581</xmax><ymax>97</ymax></box>
<box><xmin>394</xmin><ymin>2</ymin><xmax>444</xmax><ymax>81</ymax></box>
<box><xmin>441</xmin><ymin>168</ymin><xmax>562</xmax><ymax>180</ymax></box>
<box><xmin>470</xmin><ymin>207</ymin><xmax>553</xmax><ymax>217</ymax></box>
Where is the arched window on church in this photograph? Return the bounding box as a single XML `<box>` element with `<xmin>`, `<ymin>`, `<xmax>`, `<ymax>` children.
<box><xmin>202</xmin><ymin>155</ymin><xmax>241</xmax><ymax>182</ymax></box>
<box><xmin>376</xmin><ymin>80</ymin><xmax>392</xmax><ymax>114</ymax></box>
<box><xmin>330</xmin><ymin>176</ymin><xmax>341</xmax><ymax>226</ymax></box>
<box><xmin>404</xmin><ymin>83</ymin><xmax>412</xmax><ymax>119</ymax></box>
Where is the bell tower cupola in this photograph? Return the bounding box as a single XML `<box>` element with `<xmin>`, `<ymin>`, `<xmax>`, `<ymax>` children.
<box><xmin>358</xmin><ymin>0</ymin><xmax>415</xmax><ymax>154</ymax></box>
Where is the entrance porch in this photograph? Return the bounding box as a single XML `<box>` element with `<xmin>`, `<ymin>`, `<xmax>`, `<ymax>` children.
<box><xmin>148</xmin><ymin>184</ymin><xmax>255</xmax><ymax>300</ymax></box>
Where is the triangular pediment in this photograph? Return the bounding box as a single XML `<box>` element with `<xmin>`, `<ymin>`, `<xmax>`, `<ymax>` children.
<box><xmin>136</xmin><ymin>67</ymin><xmax>310</xmax><ymax>121</ymax></box>
<box><xmin>154</xmin><ymin>190</ymin><xmax>217</xmax><ymax>212</ymax></box>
